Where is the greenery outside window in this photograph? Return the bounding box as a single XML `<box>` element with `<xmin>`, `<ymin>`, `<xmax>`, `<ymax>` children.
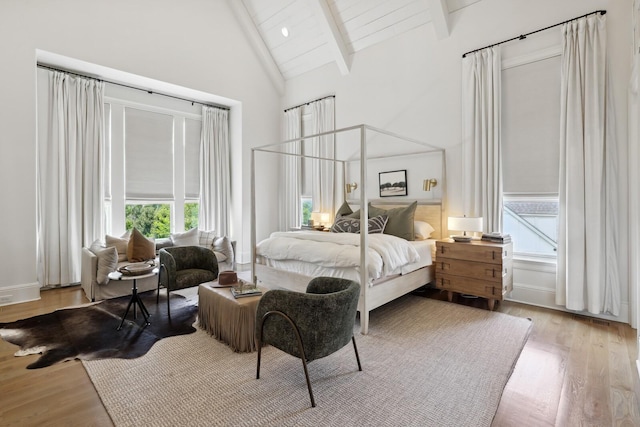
<box><xmin>125</xmin><ymin>203</ymin><xmax>171</xmax><ymax>238</ymax></box>
<box><xmin>301</xmin><ymin>198</ymin><xmax>312</xmax><ymax>226</ymax></box>
<box><xmin>184</xmin><ymin>202</ymin><xmax>199</xmax><ymax>230</ymax></box>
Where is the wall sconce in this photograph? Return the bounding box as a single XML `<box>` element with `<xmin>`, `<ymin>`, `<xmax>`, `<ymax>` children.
<box><xmin>423</xmin><ymin>178</ymin><xmax>438</xmax><ymax>191</ymax></box>
<box><xmin>448</xmin><ymin>216</ymin><xmax>483</xmax><ymax>242</ymax></box>
<box><xmin>345</xmin><ymin>182</ymin><xmax>358</xmax><ymax>193</ymax></box>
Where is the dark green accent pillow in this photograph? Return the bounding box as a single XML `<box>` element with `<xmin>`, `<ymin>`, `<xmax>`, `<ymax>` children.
<box><xmin>345</xmin><ymin>209</ymin><xmax>361</xmax><ymax>219</ymax></box>
<box><xmin>368</xmin><ymin>201</ymin><xmax>418</xmax><ymax>241</ymax></box>
<box><xmin>335</xmin><ymin>201</ymin><xmax>353</xmax><ymax>217</ymax></box>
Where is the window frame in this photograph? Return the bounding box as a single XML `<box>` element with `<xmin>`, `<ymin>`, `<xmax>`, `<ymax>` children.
<box><xmin>104</xmin><ymin>95</ymin><xmax>202</xmax><ymax>236</ymax></box>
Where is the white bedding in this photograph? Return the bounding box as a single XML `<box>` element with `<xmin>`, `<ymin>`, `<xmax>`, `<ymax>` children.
<box><xmin>256</xmin><ymin>231</ymin><xmax>434</xmax><ymax>283</ymax></box>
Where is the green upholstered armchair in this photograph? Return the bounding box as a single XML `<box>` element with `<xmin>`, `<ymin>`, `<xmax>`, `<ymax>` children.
<box><xmin>157</xmin><ymin>246</ymin><xmax>219</xmax><ymax>315</ymax></box>
<box><xmin>256</xmin><ymin>277</ymin><xmax>361</xmax><ymax>407</ymax></box>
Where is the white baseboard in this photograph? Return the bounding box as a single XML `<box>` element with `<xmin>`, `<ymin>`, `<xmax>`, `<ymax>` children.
<box><xmin>0</xmin><ymin>282</ymin><xmax>41</xmax><ymax>306</ymax></box>
<box><xmin>507</xmin><ymin>282</ymin><xmax>630</xmax><ymax>324</ymax></box>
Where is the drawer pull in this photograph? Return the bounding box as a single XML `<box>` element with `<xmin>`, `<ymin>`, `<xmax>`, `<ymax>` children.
<box><xmin>440</xmin><ymin>278</ymin><xmax>450</xmax><ymax>287</ymax></box>
<box><xmin>439</xmin><ymin>262</ymin><xmax>450</xmax><ymax>271</ymax></box>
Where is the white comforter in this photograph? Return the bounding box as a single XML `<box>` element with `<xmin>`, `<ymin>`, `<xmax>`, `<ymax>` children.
<box><xmin>256</xmin><ymin>231</ymin><xmax>420</xmax><ymax>280</ymax></box>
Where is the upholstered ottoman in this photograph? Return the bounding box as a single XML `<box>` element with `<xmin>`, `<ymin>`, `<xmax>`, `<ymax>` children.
<box><xmin>198</xmin><ymin>282</ymin><xmax>265</xmax><ymax>352</ymax></box>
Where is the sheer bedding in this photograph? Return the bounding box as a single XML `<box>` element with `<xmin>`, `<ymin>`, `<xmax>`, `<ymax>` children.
<box><xmin>256</xmin><ymin>231</ymin><xmax>435</xmax><ymax>285</ymax></box>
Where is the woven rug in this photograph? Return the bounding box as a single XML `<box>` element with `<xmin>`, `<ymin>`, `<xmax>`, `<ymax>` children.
<box><xmin>83</xmin><ymin>295</ymin><xmax>532</xmax><ymax>427</ymax></box>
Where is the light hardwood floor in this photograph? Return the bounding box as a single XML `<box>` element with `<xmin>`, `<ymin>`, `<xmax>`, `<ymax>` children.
<box><xmin>0</xmin><ymin>286</ymin><xmax>638</xmax><ymax>426</ymax></box>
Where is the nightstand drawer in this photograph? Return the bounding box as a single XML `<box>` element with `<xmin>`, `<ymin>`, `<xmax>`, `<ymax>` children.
<box><xmin>434</xmin><ymin>259</ymin><xmax>512</xmax><ymax>283</ymax></box>
<box><xmin>435</xmin><ymin>274</ymin><xmax>513</xmax><ymax>299</ymax></box>
<box><xmin>436</xmin><ymin>241</ymin><xmax>511</xmax><ymax>264</ymax></box>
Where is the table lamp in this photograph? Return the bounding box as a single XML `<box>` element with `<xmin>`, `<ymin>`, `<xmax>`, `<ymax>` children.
<box><xmin>448</xmin><ymin>216</ymin><xmax>483</xmax><ymax>242</ymax></box>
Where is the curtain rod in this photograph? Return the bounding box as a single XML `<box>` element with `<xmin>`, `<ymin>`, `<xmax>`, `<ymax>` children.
<box><xmin>462</xmin><ymin>9</ymin><xmax>606</xmax><ymax>58</ymax></box>
<box><xmin>284</xmin><ymin>94</ymin><xmax>335</xmax><ymax>113</ymax></box>
<box><xmin>36</xmin><ymin>64</ymin><xmax>229</xmax><ymax>111</ymax></box>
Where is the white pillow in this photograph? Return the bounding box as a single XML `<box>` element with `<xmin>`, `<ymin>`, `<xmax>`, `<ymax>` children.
<box><xmin>213</xmin><ymin>236</ymin><xmax>234</xmax><ymax>264</ymax></box>
<box><xmin>414</xmin><ymin>221</ymin><xmax>435</xmax><ymax>240</ymax></box>
<box><xmin>89</xmin><ymin>241</ymin><xmax>118</xmax><ymax>286</ymax></box>
<box><xmin>213</xmin><ymin>251</ymin><xmax>228</xmax><ymax>262</ymax></box>
<box><xmin>171</xmin><ymin>228</ymin><xmax>199</xmax><ymax>246</ymax></box>
<box><xmin>105</xmin><ymin>230</ymin><xmax>131</xmax><ymax>262</ymax></box>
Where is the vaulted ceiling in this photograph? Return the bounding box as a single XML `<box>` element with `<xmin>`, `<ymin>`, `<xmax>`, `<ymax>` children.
<box><xmin>230</xmin><ymin>0</ymin><xmax>481</xmax><ymax>92</ymax></box>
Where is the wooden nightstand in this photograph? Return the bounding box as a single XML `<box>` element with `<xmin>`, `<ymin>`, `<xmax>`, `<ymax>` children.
<box><xmin>434</xmin><ymin>239</ymin><xmax>513</xmax><ymax>310</ymax></box>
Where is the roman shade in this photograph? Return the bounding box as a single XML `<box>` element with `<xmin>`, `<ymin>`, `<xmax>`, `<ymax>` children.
<box><xmin>502</xmin><ymin>56</ymin><xmax>561</xmax><ymax>194</ymax></box>
<box><xmin>125</xmin><ymin>107</ymin><xmax>174</xmax><ymax>200</ymax></box>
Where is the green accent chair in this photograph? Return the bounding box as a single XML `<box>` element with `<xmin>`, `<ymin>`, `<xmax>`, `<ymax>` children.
<box><xmin>157</xmin><ymin>246</ymin><xmax>219</xmax><ymax>315</ymax></box>
<box><xmin>256</xmin><ymin>277</ymin><xmax>362</xmax><ymax>407</ymax></box>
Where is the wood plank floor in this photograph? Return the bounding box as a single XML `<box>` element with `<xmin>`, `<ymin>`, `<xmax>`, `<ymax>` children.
<box><xmin>0</xmin><ymin>286</ymin><xmax>639</xmax><ymax>426</ymax></box>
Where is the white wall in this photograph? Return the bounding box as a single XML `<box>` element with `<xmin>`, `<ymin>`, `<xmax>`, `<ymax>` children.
<box><xmin>0</xmin><ymin>0</ymin><xmax>281</xmax><ymax>303</ymax></box>
<box><xmin>282</xmin><ymin>0</ymin><xmax>633</xmax><ymax>323</ymax></box>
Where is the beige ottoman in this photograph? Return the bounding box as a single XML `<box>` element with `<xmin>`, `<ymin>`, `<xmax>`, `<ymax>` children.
<box><xmin>198</xmin><ymin>282</ymin><xmax>265</xmax><ymax>352</ymax></box>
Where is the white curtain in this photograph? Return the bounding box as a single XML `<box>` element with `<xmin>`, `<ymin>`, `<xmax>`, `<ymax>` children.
<box><xmin>556</xmin><ymin>14</ymin><xmax>620</xmax><ymax>315</ymax></box>
<box><xmin>310</xmin><ymin>97</ymin><xmax>335</xmax><ymax>220</ymax></box>
<box><xmin>199</xmin><ymin>106</ymin><xmax>230</xmax><ymax>236</ymax></box>
<box><xmin>462</xmin><ymin>47</ymin><xmax>503</xmax><ymax>232</ymax></box>
<box><xmin>279</xmin><ymin>107</ymin><xmax>302</xmax><ymax>230</ymax></box>
<box><xmin>37</xmin><ymin>71</ymin><xmax>104</xmax><ymax>287</ymax></box>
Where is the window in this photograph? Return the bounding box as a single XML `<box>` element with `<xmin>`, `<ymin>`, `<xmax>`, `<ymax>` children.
<box><xmin>503</xmin><ymin>196</ymin><xmax>557</xmax><ymax>259</ymax></box>
<box><xmin>184</xmin><ymin>202</ymin><xmax>199</xmax><ymax>230</ymax></box>
<box><xmin>502</xmin><ymin>54</ymin><xmax>560</xmax><ymax>260</ymax></box>
<box><xmin>301</xmin><ymin>198</ymin><xmax>312</xmax><ymax>226</ymax></box>
<box><xmin>104</xmin><ymin>84</ymin><xmax>203</xmax><ymax>237</ymax></box>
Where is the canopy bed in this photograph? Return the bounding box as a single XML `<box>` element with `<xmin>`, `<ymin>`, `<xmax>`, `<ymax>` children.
<box><xmin>251</xmin><ymin>124</ymin><xmax>446</xmax><ymax>334</ymax></box>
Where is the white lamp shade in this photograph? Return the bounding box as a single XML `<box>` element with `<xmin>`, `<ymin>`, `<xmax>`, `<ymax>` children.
<box><xmin>448</xmin><ymin>216</ymin><xmax>483</xmax><ymax>233</ymax></box>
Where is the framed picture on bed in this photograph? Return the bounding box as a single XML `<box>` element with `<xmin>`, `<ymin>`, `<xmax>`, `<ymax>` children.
<box><xmin>379</xmin><ymin>170</ymin><xmax>407</xmax><ymax>197</ymax></box>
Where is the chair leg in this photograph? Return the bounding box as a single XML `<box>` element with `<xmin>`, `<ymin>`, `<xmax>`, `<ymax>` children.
<box><xmin>256</xmin><ymin>340</ymin><xmax>262</xmax><ymax>379</ymax></box>
<box><xmin>156</xmin><ymin>264</ymin><xmax>164</xmax><ymax>305</ymax></box>
<box><xmin>352</xmin><ymin>336</ymin><xmax>362</xmax><ymax>371</ymax></box>
<box><xmin>167</xmin><ymin>289</ymin><xmax>171</xmax><ymax>317</ymax></box>
<box><xmin>299</xmin><ymin>356</ymin><xmax>315</xmax><ymax>408</ymax></box>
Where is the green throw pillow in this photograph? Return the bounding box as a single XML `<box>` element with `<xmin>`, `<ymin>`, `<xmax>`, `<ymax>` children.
<box><xmin>335</xmin><ymin>201</ymin><xmax>354</xmax><ymax>217</ymax></box>
<box><xmin>368</xmin><ymin>201</ymin><xmax>417</xmax><ymax>241</ymax></box>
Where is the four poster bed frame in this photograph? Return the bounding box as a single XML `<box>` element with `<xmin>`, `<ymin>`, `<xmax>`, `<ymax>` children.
<box><xmin>251</xmin><ymin>124</ymin><xmax>446</xmax><ymax>334</ymax></box>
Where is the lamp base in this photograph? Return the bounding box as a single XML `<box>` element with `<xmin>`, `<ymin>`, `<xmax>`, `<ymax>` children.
<box><xmin>451</xmin><ymin>235</ymin><xmax>472</xmax><ymax>243</ymax></box>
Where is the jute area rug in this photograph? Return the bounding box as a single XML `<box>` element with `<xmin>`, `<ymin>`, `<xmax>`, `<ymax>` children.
<box><xmin>83</xmin><ymin>295</ymin><xmax>532</xmax><ymax>427</ymax></box>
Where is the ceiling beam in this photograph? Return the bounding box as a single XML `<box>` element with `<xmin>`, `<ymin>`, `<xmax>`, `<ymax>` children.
<box><xmin>307</xmin><ymin>0</ymin><xmax>351</xmax><ymax>75</ymax></box>
<box><xmin>229</xmin><ymin>0</ymin><xmax>285</xmax><ymax>95</ymax></box>
<box><xmin>426</xmin><ymin>0</ymin><xmax>450</xmax><ymax>40</ymax></box>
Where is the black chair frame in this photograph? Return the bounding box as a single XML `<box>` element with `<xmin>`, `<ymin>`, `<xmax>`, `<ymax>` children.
<box><xmin>256</xmin><ymin>309</ymin><xmax>362</xmax><ymax>408</ymax></box>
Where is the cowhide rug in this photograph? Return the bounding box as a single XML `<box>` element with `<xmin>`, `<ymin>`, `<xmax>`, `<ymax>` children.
<box><xmin>0</xmin><ymin>290</ymin><xmax>198</xmax><ymax>369</ymax></box>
